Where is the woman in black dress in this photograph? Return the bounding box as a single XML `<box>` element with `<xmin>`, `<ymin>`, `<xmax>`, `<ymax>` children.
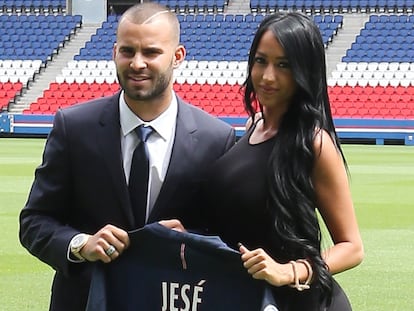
<box><xmin>203</xmin><ymin>12</ymin><xmax>364</xmax><ymax>310</ymax></box>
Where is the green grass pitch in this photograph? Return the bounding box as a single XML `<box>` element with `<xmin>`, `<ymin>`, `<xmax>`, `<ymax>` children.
<box><xmin>1</xmin><ymin>138</ymin><xmax>413</xmax><ymax>310</ymax></box>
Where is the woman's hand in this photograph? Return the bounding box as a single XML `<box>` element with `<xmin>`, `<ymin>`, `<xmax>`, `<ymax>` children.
<box><xmin>239</xmin><ymin>243</ymin><xmax>293</xmax><ymax>287</ymax></box>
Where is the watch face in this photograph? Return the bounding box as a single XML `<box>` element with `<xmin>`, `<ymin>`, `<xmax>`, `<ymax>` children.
<box><xmin>72</xmin><ymin>234</ymin><xmax>86</xmax><ymax>248</ymax></box>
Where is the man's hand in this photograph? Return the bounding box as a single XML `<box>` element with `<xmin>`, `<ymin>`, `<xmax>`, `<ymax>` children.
<box><xmin>80</xmin><ymin>224</ymin><xmax>130</xmax><ymax>263</ymax></box>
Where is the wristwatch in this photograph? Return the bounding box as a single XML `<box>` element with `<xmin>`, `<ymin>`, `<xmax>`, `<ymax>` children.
<box><xmin>70</xmin><ymin>233</ymin><xmax>89</xmax><ymax>261</ymax></box>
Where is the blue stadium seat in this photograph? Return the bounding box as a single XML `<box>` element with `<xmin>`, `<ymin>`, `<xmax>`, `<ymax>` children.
<box><xmin>215</xmin><ymin>13</ymin><xmax>224</xmax><ymax>22</ymax></box>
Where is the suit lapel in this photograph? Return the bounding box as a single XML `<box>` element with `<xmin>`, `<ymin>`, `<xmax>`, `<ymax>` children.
<box><xmin>96</xmin><ymin>93</ymin><xmax>135</xmax><ymax>228</ymax></box>
<box><xmin>148</xmin><ymin>99</ymin><xmax>197</xmax><ymax>221</ymax></box>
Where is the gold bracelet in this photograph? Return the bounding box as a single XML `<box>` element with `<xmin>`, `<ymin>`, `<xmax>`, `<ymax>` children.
<box><xmin>298</xmin><ymin>259</ymin><xmax>313</xmax><ymax>285</ymax></box>
<box><xmin>288</xmin><ymin>259</ymin><xmax>313</xmax><ymax>291</ymax></box>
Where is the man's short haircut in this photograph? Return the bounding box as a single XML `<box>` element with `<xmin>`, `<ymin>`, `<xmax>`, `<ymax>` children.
<box><xmin>117</xmin><ymin>3</ymin><xmax>180</xmax><ymax>45</ymax></box>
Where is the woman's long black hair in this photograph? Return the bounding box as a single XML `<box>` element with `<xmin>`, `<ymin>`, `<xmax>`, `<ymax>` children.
<box><xmin>242</xmin><ymin>12</ymin><xmax>348</xmax><ymax>305</ymax></box>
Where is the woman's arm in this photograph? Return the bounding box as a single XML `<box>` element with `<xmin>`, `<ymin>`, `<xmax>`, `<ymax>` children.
<box><xmin>312</xmin><ymin>130</ymin><xmax>364</xmax><ymax>274</ymax></box>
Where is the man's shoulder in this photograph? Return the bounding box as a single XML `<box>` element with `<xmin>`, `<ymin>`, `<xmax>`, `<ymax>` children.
<box><xmin>179</xmin><ymin>99</ymin><xmax>232</xmax><ymax>129</ymax></box>
<box><xmin>64</xmin><ymin>94</ymin><xmax>118</xmax><ymax>113</ymax></box>
<box><xmin>54</xmin><ymin>94</ymin><xmax>118</xmax><ymax>124</ymax></box>
<box><xmin>52</xmin><ymin>93</ymin><xmax>120</xmax><ymax>131</ymax></box>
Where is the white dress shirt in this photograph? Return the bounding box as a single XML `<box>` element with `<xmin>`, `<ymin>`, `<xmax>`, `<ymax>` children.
<box><xmin>119</xmin><ymin>90</ymin><xmax>177</xmax><ymax>221</ymax></box>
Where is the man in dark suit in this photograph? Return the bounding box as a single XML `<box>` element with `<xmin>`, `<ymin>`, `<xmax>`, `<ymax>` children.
<box><xmin>19</xmin><ymin>3</ymin><xmax>235</xmax><ymax>310</ymax></box>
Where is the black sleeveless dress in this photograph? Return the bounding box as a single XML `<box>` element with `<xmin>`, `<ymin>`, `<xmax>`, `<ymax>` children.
<box><xmin>203</xmin><ymin>123</ymin><xmax>352</xmax><ymax>311</ymax></box>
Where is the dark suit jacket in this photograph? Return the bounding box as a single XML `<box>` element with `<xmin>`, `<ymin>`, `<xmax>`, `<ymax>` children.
<box><xmin>19</xmin><ymin>92</ymin><xmax>235</xmax><ymax>310</ymax></box>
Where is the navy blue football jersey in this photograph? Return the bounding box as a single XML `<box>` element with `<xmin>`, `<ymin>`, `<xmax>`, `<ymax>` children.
<box><xmin>86</xmin><ymin>223</ymin><xmax>278</xmax><ymax>311</ymax></box>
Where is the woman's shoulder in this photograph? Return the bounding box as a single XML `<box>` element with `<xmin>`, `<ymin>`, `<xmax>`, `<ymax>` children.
<box><xmin>245</xmin><ymin>112</ymin><xmax>263</xmax><ymax>130</ymax></box>
<box><xmin>313</xmin><ymin>128</ymin><xmax>337</xmax><ymax>152</ymax></box>
<box><xmin>312</xmin><ymin>128</ymin><xmax>344</xmax><ymax>169</ymax></box>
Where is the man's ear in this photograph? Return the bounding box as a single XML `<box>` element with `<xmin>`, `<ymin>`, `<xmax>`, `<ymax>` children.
<box><xmin>173</xmin><ymin>44</ymin><xmax>186</xmax><ymax>68</ymax></box>
<box><xmin>112</xmin><ymin>43</ymin><xmax>117</xmax><ymax>60</ymax></box>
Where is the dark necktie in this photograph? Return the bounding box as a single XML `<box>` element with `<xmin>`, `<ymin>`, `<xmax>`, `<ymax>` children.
<box><xmin>129</xmin><ymin>125</ymin><xmax>154</xmax><ymax>228</ymax></box>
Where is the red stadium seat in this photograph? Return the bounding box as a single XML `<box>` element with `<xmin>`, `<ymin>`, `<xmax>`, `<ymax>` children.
<box><xmin>212</xmin><ymin>105</ymin><xmax>224</xmax><ymax>114</ymax></box>
<box><xmin>202</xmin><ymin>104</ymin><xmax>213</xmax><ymax>113</ymax></box>
<box><xmin>50</xmin><ymin>82</ymin><xmax>59</xmax><ymax>91</ymax></box>
<box><xmin>215</xmin><ymin>92</ymin><xmax>226</xmax><ymax>102</ymax></box>
<box><xmin>79</xmin><ymin>83</ymin><xmax>89</xmax><ymax>91</ymax></box>
<box><xmin>200</xmin><ymin>84</ymin><xmax>211</xmax><ymax>93</ymax></box>
<box><xmin>389</xmin><ymin>107</ymin><xmax>401</xmax><ymax>117</ymax></box>
<box><xmin>110</xmin><ymin>83</ymin><xmax>120</xmax><ymax>92</ymax></box>
<box><xmin>59</xmin><ymin>82</ymin><xmax>69</xmax><ymax>91</ymax></box>
<box><xmin>374</xmin><ymin>86</ymin><xmax>385</xmax><ymax>95</ymax></box>
<box><xmin>329</xmin><ymin>86</ymin><xmax>341</xmax><ymax>95</ymax></box>
<box><xmin>341</xmin><ymin>85</ymin><xmax>353</xmax><ymax>95</ymax></box>
<box><xmin>205</xmin><ymin>91</ymin><xmax>216</xmax><ymax>100</ymax></box>
<box><xmin>39</xmin><ymin>103</ymin><xmax>50</xmax><ymax>113</ymax></box>
<box><xmin>336</xmin><ymin>93</ymin><xmax>348</xmax><ymax>103</ymax></box>
<box><xmin>223</xmin><ymin>106</ymin><xmax>235</xmax><ymax>115</ymax></box>
<box><xmin>30</xmin><ymin>103</ymin><xmax>40</xmax><ymax>111</ymax></box>
<box><xmin>211</xmin><ymin>84</ymin><xmax>221</xmax><ymax>93</ymax></box>
<box><xmin>347</xmin><ymin>107</ymin><xmax>358</xmax><ymax>117</ymax></box>
<box><xmin>347</xmin><ymin>93</ymin><xmax>359</xmax><ymax>102</ymax></box>
<box><xmin>353</xmin><ymin>85</ymin><xmax>364</xmax><ymax>95</ymax></box>
<box><xmin>395</xmin><ymin>86</ymin><xmax>406</xmax><ymax>95</ymax></box>
<box><xmin>401</xmin><ymin>93</ymin><xmax>412</xmax><ymax>102</ymax></box>
<box><xmin>3</xmin><ymin>82</ymin><xmax>13</xmax><ymax>91</ymax></box>
<box><xmin>69</xmin><ymin>83</ymin><xmax>79</xmax><ymax>92</ymax></box>
<box><xmin>195</xmin><ymin>91</ymin><xmax>205</xmax><ymax>100</ymax></box>
<box><xmin>221</xmin><ymin>83</ymin><xmax>232</xmax><ymax>93</ymax></box>
<box><xmin>104</xmin><ymin>90</ymin><xmax>115</xmax><ymax>96</ymax></box>
<box><xmin>335</xmin><ymin>107</ymin><xmax>347</xmax><ymax>116</ymax></box>
<box><xmin>378</xmin><ymin>108</ymin><xmax>391</xmax><ymax>118</ymax></box>
<box><xmin>100</xmin><ymin>82</ymin><xmax>111</xmax><ymax>92</ymax></box>
<box><xmin>401</xmin><ymin>108</ymin><xmax>413</xmax><ymax>118</ymax></box>
<box><xmin>179</xmin><ymin>83</ymin><xmax>191</xmax><ymax>92</ymax></box>
<box><xmin>383</xmin><ymin>87</ymin><xmax>394</xmax><ymax>95</ymax></box>
<box><xmin>363</xmin><ymin>86</ymin><xmax>374</xmax><ymax>95</ymax></box>
<box><xmin>190</xmin><ymin>83</ymin><xmax>201</xmax><ymax>92</ymax></box>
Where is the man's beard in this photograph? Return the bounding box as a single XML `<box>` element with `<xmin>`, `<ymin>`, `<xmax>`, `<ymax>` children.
<box><xmin>118</xmin><ymin>67</ymin><xmax>173</xmax><ymax>101</ymax></box>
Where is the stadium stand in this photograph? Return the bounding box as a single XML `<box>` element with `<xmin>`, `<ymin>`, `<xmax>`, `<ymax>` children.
<box><xmin>0</xmin><ymin>0</ymin><xmax>66</xmax><ymax>13</ymax></box>
<box><xmin>0</xmin><ymin>0</ymin><xmax>413</xmax><ymax>144</ymax></box>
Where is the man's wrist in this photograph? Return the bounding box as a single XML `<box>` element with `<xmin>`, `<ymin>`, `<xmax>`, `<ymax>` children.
<box><xmin>68</xmin><ymin>233</ymin><xmax>90</xmax><ymax>262</ymax></box>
